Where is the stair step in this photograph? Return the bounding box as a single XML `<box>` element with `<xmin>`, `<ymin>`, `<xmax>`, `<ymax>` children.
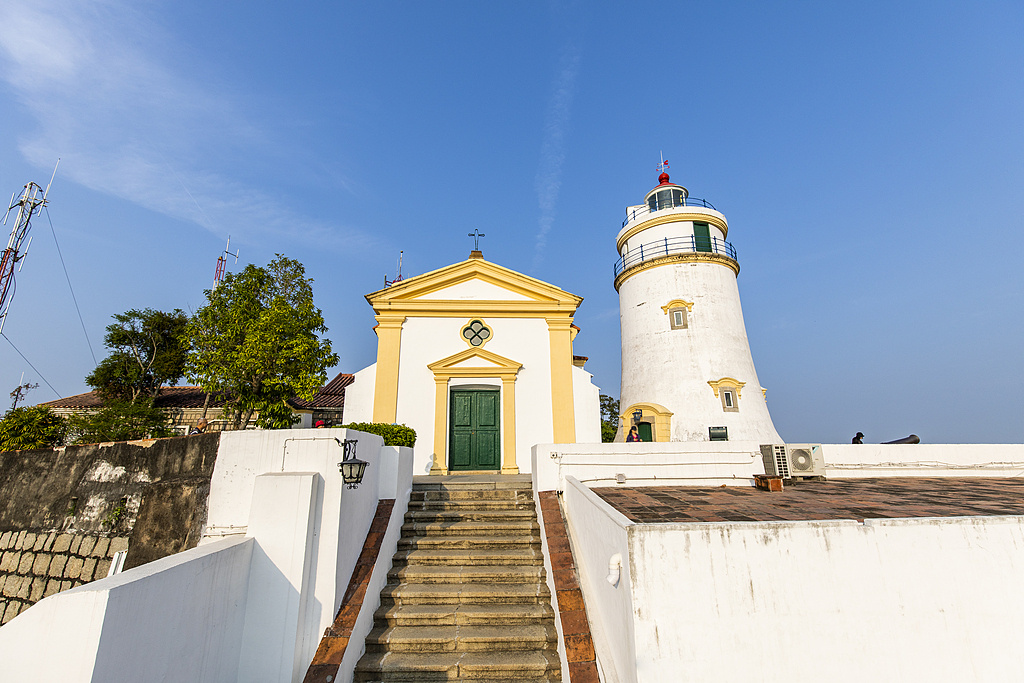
<box><xmin>411</xmin><ymin>489</ymin><xmax>533</xmax><ymax>502</ymax></box>
<box><xmin>380</xmin><ymin>582</ymin><xmax>550</xmax><ymax>606</ymax></box>
<box><xmin>388</xmin><ymin>564</ymin><xmax>545</xmax><ymax>585</ymax></box>
<box><xmin>393</xmin><ymin>547</ymin><xmax>543</xmax><ymax>567</ymax></box>
<box><xmin>354</xmin><ymin>650</ymin><xmax>561</xmax><ymax>682</ymax></box>
<box><xmin>398</xmin><ymin>534</ymin><xmax>540</xmax><ymax>551</ymax></box>
<box><xmin>405</xmin><ymin>509</ymin><xmax>537</xmax><ymax>523</ymax></box>
<box><xmin>408</xmin><ymin>499</ymin><xmax>536</xmax><ymax>511</ymax></box>
<box><xmin>374</xmin><ymin>602</ymin><xmax>554</xmax><ymax>627</ymax></box>
<box><xmin>401</xmin><ymin>520</ymin><xmax>539</xmax><ymax>536</ymax></box>
<box><xmin>365</xmin><ymin>624</ymin><xmax>556</xmax><ymax>653</ymax></box>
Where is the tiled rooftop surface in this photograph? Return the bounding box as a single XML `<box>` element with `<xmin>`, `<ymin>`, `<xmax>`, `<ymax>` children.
<box><xmin>593</xmin><ymin>478</ymin><xmax>1024</xmax><ymax>523</ymax></box>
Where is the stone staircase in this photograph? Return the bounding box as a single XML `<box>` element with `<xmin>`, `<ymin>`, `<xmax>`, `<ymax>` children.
<box><xmin>354</xmin><ymin>475</ymin><xmax>561</xmax><ymax>682</ymax></box>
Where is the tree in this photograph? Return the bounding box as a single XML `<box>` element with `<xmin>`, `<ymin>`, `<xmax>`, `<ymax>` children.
<box><xmin>0</xmin><ymin>405</ymin><xmax>67</xmax><ymax>451</ymax></box>
<box><xmin>86</xmin><ymin>308</ymin><xmax>189</xmax><ymax>401</ymax></box>
<box><xmin>600</xmin><ymin>394</ymin><xmax>620</xmax><ymax>443</ymax></box>
<box><xmin>184</xmin><ymin>255</ymin><xmax>338</xmax><ymax>430</ymax></box>
<box><xmin>66</xmin><ymin>399</ymin><xmax>172</xmax><ymax>444</ymax></box>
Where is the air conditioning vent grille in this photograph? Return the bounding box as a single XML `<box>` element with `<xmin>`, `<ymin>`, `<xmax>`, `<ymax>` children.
<box><xmin>773</xmin><ymin>444</ymin><xmax>790</xmax><ymax>478</ymax></box>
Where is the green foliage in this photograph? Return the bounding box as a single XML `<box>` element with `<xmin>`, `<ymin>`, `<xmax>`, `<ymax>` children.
<box><xmin>0</xmin><ymin>406</ymin><xmax>67</xmax><ymax>451</ymax></box>
<box><xmin>184</xmin><ymin>255</ymin><xmax>338</xmax><ymax>430</ymax></box>
<box><xmin>86</xmin><ymin>308</ymin><xmax>189</xmax><ymax>401</ymax></box>
<box><xmin>341</xmin><ymin>422</ymin><xmax>417</xmax><ymax>448</ymax></box>
<box><xmin>67</xmin><ymin>399</ymin><xmax>173</xmax><ymax>444</ymax></box>
<box><xmin>600</xmin><ymin>394</ymin><xmax>620</xmax><ymax>443</ymax></box>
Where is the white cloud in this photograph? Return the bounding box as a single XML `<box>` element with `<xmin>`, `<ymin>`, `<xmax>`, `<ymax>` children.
<box><xmin>532</xmin><ymin>41</ymin><xmax>580</xmax><ymax>270</ymax></box>
<box><xmin>0</xmin><ymin>0</ymin><xmax>372</xmax><ymax>252</ymax></box>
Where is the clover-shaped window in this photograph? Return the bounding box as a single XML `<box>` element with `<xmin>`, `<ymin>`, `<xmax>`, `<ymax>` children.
<box><xmin>461</xmin><ymin>319</ymin><xmax>492</xmax><ymax>347</ymax></box>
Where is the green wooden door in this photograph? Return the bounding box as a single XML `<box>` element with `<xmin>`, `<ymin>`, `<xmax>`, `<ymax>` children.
<box><xmin>693</xmin><ymin>222</ymin><xmax>712</xmax><ymax>253</ymax></box>
<box><xmin>637</xmin><ymin>422</ymin><xmax>653</xmax><ymax>442</ymax></box>
<box><xmin>449</xmin><ymin>388</ymin><xmax>501</xmax><ymax>471</ymax></box>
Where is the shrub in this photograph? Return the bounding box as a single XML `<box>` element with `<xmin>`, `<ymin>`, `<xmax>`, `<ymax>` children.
<box><xmin>0</xmin><ymin>406</ymin><xmax>67</xmax><ymax>451</ymax></box>
<box><xmin>67</xmin><ymin>399</ymin><xmax>173</xmax><ymax>443</ymax></box>
<box><xmin>341</xmin><ymin>422</ymin><xmax>416</xmax><ymax>448</ymax></box>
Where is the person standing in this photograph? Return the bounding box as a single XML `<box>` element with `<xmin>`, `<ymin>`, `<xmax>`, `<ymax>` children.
<box><xmin>626</xmin><ymin>425</ymin><xmax>641</xmax><ymax>442</ymax></box>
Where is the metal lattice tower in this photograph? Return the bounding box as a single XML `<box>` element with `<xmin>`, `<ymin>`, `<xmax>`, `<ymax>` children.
<box><xmin>0</xmin><ymin>181</ymin><xmax>49</xmax><ymax>335</ymax></box>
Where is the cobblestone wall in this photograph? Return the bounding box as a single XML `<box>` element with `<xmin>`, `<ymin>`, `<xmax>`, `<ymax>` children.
<box><xmin>0</xmin><ymin>432</ymin><xmax>220</xmax><ymax>625</ymax></box>
<box><xmin>0</xmin><ymin>531</ymin><xmax>128</xmax><ymax>624</ymax></box>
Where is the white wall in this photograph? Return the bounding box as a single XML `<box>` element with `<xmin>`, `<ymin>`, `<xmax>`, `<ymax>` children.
<box><xmin>0</xmin><ymin>429</ymin><xmax>410</xmax><ymax>683</ymax></box>
<box><xmin>532</xmin><ymin>441</ymin><xmax>763</xmax><ymax>493</ymax></box>
<box><xmin>561</xmin><ymin>477</ymin><xmax>636</xmax><ymax>683</ymax></box>
<box><xmin>627</xmin><ymin>515</ymin><xmax>1024</xmax><ymax>682</ymax></box>
<box><xmin>203</xmin><ymin>427</ymin><xmax>388</xmax><ymax>660</ymax></box>
<box><xmin>340</xmin><ymin>364</ymin><xmax>375</xmax><ymax>424</ymax></box>
<box><xmin>572</xmin><ymin>365</ymin><xmax>601</xmax><ymax>444</ymax></box>
<box><xmin>0</xmin><ymin>536</ymin><xmax>254</xmax><ymax>682</ymax></box>
<box><xmin>561</xmin><ymin>474</ymin><xmax>1024</xmax><ymax>683</ymax></box>
<box><xmin>336</xmin><ymin>445</ymin><xmax>414</xmax><ymax>683</ymax></box>
<box><xmin>821</xmin><ymin>443</ymin><xmax>1024</xmax><ymax>478</ymax></box>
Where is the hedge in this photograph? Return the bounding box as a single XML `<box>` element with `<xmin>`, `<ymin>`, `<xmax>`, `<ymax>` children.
<box><xmin>341</xmin><ymin>422</ymin><xmax>417</xmax><ymax>448</ymax></box>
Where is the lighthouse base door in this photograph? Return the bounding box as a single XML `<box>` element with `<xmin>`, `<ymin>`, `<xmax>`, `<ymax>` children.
<box><xmin>449</xmin><ymin>387</ymin><xmax>501</xmax><ymax>471</ymax></box>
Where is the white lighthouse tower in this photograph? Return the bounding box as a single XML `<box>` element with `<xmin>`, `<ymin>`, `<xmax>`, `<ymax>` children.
<box><xmin>615</xmin><ymin>169</ymin><xmax>782</xmax><ymax>443</ymax></box>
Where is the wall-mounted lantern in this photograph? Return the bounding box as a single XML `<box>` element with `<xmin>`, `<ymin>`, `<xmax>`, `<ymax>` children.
<box><xmin>632</xmin><ymin>409</ymin><xmax>643</xmax><ymax>422</ymax></box>
<box><xmin>336</xmin><ymin>438</ymin><xmax>368</xmax><ymax>489</ymax></box>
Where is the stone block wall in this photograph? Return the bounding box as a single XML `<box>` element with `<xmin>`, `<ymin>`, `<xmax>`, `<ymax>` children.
<box><xmin>0</xmin><ymin>432</ymin><xmax>220</xmax><ymax>625</ymax></box>
<box><xmin>0</xmin><ymin>531</ymin><xmax>128</xmax><ymax>624</ymax></box>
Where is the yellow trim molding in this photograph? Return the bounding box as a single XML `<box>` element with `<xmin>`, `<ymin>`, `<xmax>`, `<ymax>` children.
<box><xmin>707</xmin><ymin>377</ymin><xmax>746</xmax><ymax>399</ymax></box>
<box><xmin>547</xmin><ymin>318</ymin><xmax>576</xmax><ymax>443</ymax></box>
<box><xmin>614</xmin><ymin>252</ymin><xmax>739</xmax><ymax>291</ymax></box>
<box><xmin>661</xmin><ymin>299</ymin><xmax>694</xmax><ymax>314</ymax></box>
<box><xmin>621</xmin><ymin>402</ymin><xmax>673</xmax><ymax>442</ymax></box>
<box><xmin>371</xmin><ymin>315</ymin><xmax>405</xmax><ymax>423</ymax></box>
<box><xmin>426</xmin><ymin>347</ymin><xmax>523</xmax><ymax>476</ymax></box>
<box><xmin>617</xmin><ymin>211</ymin><xmax>729</xmax><ymax>251</ymax></box>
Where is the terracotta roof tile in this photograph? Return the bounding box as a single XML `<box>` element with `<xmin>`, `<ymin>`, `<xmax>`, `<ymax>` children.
<box><xmin>42</xmin><ymin>372</ymin><xmax>355</xmax><ymax>412</ymax></box>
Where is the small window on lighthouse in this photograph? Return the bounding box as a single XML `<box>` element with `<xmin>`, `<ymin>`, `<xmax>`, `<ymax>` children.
<box><xmin>721</xmin><ymin>389</ymin><xmax>738</xmax><ymax>412</ymax></box>
<box><xmin>669</xmin><ymin>307</ymin><xmax>688</xmax><ymax>330</ymax></box>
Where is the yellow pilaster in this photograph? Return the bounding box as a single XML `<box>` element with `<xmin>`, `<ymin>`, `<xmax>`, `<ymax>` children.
<box><xmin>547</xmin><ymin>317</ymin><xmax>577</xmax><ymax>443</ymax></box>
<box><xmin>501</xmin><ymin>377</ymin><xmax>519</xmax><ymax>474</ymax></box>
<box><xmin>371</xmin><ymin>315</ymin><xmax>405</xmax><ymax>424</ymax></box>
<box><xmin>430</xmin><ymin>377</ymin><xmax>449</xmax><ymax>475</ymax></box>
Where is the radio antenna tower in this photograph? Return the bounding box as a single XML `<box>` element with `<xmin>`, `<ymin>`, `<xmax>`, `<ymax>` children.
<box><xmin>212</xmin><ymin>236</ymin><xmax>239</xmax><ymax>289</ymax></box>
<box><xmin>0</xmin><ymin>162</ymin><xmax>59</xmax><ymax>335</ymax></box>
<box><xmin>384</xmin><ymin>251</ymin><xmax>404</xmax><ymax>288</ymax></box>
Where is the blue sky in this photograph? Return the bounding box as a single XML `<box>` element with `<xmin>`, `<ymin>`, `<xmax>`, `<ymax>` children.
<box><xmin>1</xmin><ymin>1</ymin><xmax>1022</xmax><ymax>443</ymax></box>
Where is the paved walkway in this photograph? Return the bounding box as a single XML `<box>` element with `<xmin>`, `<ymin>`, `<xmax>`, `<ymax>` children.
<box><xmin>593</xmin><ymin>477</ymin><xmax>1024</xmax><ymax>523</ymax></box>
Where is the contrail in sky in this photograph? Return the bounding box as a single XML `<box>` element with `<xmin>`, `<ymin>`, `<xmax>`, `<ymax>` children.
<box><xmin>532</xmin><ymin>41</ymin><xmax>581</xmax><ymax>271</ymax></box>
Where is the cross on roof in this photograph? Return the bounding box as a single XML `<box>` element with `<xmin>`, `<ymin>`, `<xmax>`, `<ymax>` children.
<box><xmin>468</xmin><ymin>229</ymin><xmax>486</xmax><ymax>251</ymax></box>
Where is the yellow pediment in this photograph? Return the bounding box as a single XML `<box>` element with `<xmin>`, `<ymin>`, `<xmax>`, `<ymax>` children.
<box><xmin>427</xmin><ymin>347</ymin><xmax>522</xmax><ymax>378</ymax></box>
<box><xmin>366</xmin><ymin>256</ymin><xmax>582</xmax><ymax>317</ymax></box>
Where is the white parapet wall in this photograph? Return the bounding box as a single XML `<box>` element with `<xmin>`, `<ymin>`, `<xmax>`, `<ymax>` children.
<box><xmin>0</xmin><ymin>536</ymin><xmax>255</xmax><ymax>681</ymax></box>
<box><xmin>0</xmin><ymin>428</ymin><xmax>414</xmax><ymax>683</ymax></box>
<box><xmin>533</xmin><ymin>441</ymin><xmax>764</xmax><ymax>493</ymax></box>
<box><xmin>820</xmin><ymin>443</ymin><xmax>1024</xmax><ymax>478</ymax></box>
<box><xmin>562</xmin><ymin>475</ymin><xmax>1024</xmax><ymax>683</ymax></box>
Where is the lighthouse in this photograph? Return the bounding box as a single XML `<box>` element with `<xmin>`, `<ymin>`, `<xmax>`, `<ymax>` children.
<box><xmin>615</xmin><ymin>170</ymin><xmax>782</xmax><ymax>443</ymax></box>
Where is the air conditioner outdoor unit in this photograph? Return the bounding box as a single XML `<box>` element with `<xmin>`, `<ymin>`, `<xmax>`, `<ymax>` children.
<box><xmin>759</xmin><ymin>444</ymin><xmax>826</xmax><ymax>479</ymax></box>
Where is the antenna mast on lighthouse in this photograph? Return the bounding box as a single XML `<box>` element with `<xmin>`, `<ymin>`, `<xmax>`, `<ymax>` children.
<box><xmin>0</xmin><ymin>162</ymin><xmax>59</xmax><ymax>335</ymax></box>
<box><xmin>213</xmin><ymin>236</ymin><xmax>239</xmax><ymax>289</ymax></box>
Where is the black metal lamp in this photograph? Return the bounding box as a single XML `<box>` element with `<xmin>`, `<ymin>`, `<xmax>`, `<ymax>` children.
<box><xmin>632</xmin><ymin>409</ymin><xmax>643</xmax><ymax>421</ymax></box>
<box><xmin>336</xmin><ymin>438</ymin><xmax>368</xmax><ymax>489</ymax></box>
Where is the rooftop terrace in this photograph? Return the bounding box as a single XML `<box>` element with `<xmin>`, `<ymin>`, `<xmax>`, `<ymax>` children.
<box><xmin>593</xmin><ymin>477</ymin><xmax>1024</xmax><ymax>523</ymax></box>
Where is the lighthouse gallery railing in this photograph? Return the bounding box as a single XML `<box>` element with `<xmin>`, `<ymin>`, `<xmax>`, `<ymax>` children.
<box><xmin>614</xmin><ymin>235</ymin><xmax>737</xmax><ymax>277</ymax></box>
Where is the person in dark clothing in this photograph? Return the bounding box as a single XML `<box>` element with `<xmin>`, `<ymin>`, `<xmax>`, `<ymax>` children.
<box><xmin>626</xmin><ymin>425</ymin><xmax>641</xmax><ymax>442</ymax></box>
<box><xmin>189</xmin><ymin>418</ymin><xmax>208</xmax><ymax>435</ymax></box>
<box><xmin>852</xmin><ymin>432</ymin><xmax>864</xmax><ymax>444</ymax></box>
